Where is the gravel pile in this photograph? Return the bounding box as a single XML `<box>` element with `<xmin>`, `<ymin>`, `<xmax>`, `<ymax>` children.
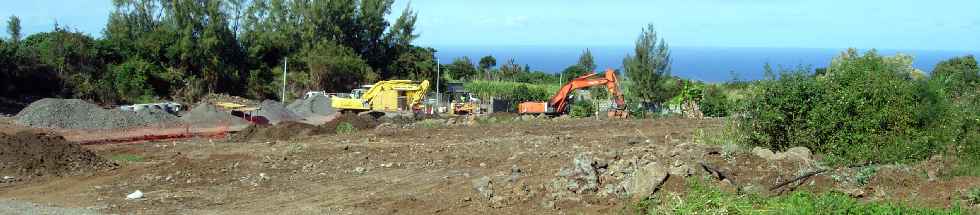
<box><xmin>255</xmin><ymin>100</ymin><xmax>300</xmax><ymax>125</ymax></box>
<box><xmin>287</xmin><ymin>94</ymin><xmax>335</xmax><ymax>118</ymax></box>
<box><xmin>15</xmin><ymin>98</ymin><xmax>179</xmax><ymax>129</ymax></box>
<box><xmin>180</xmin><ymin>103</ymin><xmax>249</xmax><ymax>127</ymax></box>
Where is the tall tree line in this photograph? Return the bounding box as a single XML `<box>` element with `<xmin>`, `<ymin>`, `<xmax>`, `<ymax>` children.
<box><xmin>0</xmin><ymin>0</ymin><xmax>430</xmax><ymax>104</ymax></box>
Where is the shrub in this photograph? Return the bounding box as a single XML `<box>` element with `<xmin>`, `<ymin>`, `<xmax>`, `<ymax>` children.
<box><xmin>700</xmin><ymin>85</ymin><xmax>733</xmax><ymax>117</ymax></box>
<box><xmin>335</xmin><ymin>122</ymin><xmax>356</xmax><ymax>134</ymax></box>
<box><xmin>743</xmin><ymin>49</ymin><xmax>961</xmax><ymax>165</ymax></box>
<box><xmin>967</xmin><ymin>187</ymin><xmax>980</xmax><ymax>205</ymax></box>
<box><xmin>568</xmin><ymin>99</ymin><xmax>594</xmax><ymax>118</ymax></box>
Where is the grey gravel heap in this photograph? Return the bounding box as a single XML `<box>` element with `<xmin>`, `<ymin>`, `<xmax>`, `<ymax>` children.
<box><xmin>15</xmin><ymin>98</ymin><xmax>178</xmax><ymax>129</ymax></box>
<box><xmin>255</xmin><ymin>100</ymin><xmax>300</xmax><ymax>125</ymax></box>
<box><xmin>287</xmin><ymin>94</ymin><xmax>335</xmax><ymax>118</ymax></box>
<box><xmin>180</xmin><ymin>103</ymin><xmax>249</xmax><ymax>127</ymax></box>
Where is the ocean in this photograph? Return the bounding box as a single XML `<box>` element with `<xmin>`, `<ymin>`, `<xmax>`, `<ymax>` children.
<box><xmin>433</xmin><ymin>46</ymin><xmax>978</xmax><ymax>83</ymax></box>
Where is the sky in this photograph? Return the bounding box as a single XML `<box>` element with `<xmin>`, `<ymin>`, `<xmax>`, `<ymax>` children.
<box><xmin>1</xmin><ymin>0</ymin><xmax>979</xmax><ymax>51</ymax></box>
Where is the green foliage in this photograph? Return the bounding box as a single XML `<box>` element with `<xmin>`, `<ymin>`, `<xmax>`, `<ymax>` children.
<box><xmin>446</xmin><ymin>56</ymin><xmax>478</xmax><ymax>81</ymax></box>
<box><xmin>415</xmin><ymin>119</ymin><xmax>444</xmax><ymax>128</ymax></box>
<box><xmin>636</xmin><ymin>178</ymin><xmax>965</xmax><ymax>215</ymax></box>
<box><xmin>568</xmin><ymin>99</ymin><xmax>594</xmax><ymax>118</ymax></box>
<box><xmin>478</xmin><ymin>55</ymin><xmax>496</xmax><ymax>80</ymax></box>
<box><xmin>855</xmin><ymin>166</ymin><xmax>878</xmax><ymax>186</ymax></box>
<box><xmin>931</xmin><ymin>55</ymin><xmax>979</xmax><ymax>98</ymax></box>
<box><xmin>701</xmin><ymin>85</ymin><xmax>735</xmax><ymax>117</ymax></box>
<box><xmin>561</xmin><ymin>64</ymin><xmax>589</xmax><ymax>82</ymax></box>
<box><xmin>301</xmin><ymin>41</ymin><xmax>374</xmax><ymax>92</ymax></box>
<box><xmin>743</xmin><ymin>49</ymin><xmax>977</xmax><ymax>165</ymax></box>
<box><xmin>624</xmin><ymin>23</ymin><xmax>672</xmax><ymax>104</ymax></box>
<box><xmin>111</xmin><ymin>58</ymin><xmax>159</xmax><ymax>103</ymax></box>
<box><xmin>578</xmin><ymin>48</ymin><xmax>596</xmax><ymax>72</ymax></box>
<box><xmin>967</xmin><ymin>187</ymin><xmax>980</xmax><ymax>205</ymax></box>
<box><xmin>109</xmin><ymin>154</ymin><xmax>145</xmax><ymax>163</ymax></box>
<box><xmin>464</xmin><ymin>80</ymin><xmax>556</xmax><ymax>101</ymax></box>
<box><xmin>335</xmin><ymin>122</ymin><xmax>357</xmax><ymax>134</ymax></box>
<box><xmin>7</xmin><ymin>16</ymin><xmax>20</xmax><ymax>43</ymax></box>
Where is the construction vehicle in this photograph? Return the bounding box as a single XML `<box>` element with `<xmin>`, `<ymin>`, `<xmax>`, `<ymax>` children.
<box><xmin>444</xmin><ymin>82</ymin><xmax>482</xmax><ymax>115</ymax></box>
<box><xmin>331</xmin><ymin>80</ymin><xmax>430</xmax><ymax>116</ymax></box>
<box><xmin>450</xmin><ymin>92</ymin><xmax>482</xmax><ymax>115</ymax></box>
<box><xmin>518</xmin><ymin>69</ymin><xmax>627</xmax><ymax>118</ymax></box>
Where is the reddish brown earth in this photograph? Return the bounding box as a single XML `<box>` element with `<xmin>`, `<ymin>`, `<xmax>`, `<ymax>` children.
<box><xmin>0</xmin><ymin>117</ymin><xmax>977</xmax><ymax>214</ymax></box>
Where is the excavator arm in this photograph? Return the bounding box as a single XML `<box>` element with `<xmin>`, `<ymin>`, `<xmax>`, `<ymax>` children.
<box><xmin>519</xmin><ymin>69</ymin><xmax>627</xmax><ymax>117</ymax></box>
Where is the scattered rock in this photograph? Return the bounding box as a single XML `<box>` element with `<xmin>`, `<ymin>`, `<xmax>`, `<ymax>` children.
<box><xmin>625</xmin><ymin>162</ymin><xmax>669</xmax><ymax>201</ymax></box>
<box><xmin>782</xmin><ymin>147</ymin><xmax>813</xmax><ymax>161</ymax></box>
<box><xmin>126</xmin><ymin>190</ymin><xmax>144</xmax><ymax>200</ymax></box>
<box><xmin>353</xmin><ymin>167</ymin><xmax>367</xmax><ymax>174</ymax></box>
<box><xmin>472</xmin><ymin>176</ymin><xmax>494</xmax><ymax>200</ymax></box>
<box><xmin>555</xmin><ymin>154</ymin><xmax>600</xmax><ymax>194</ymax></box>
<box><xmin>752</xmin><ymin>147</ymin><xmax>777</xmax><ymax>160</ymax></box>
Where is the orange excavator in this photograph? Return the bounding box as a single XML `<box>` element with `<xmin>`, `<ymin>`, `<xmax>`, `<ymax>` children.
<box><xmin>518</xmin><ymin>69</ymin><xmax>628</xmax><ymax>118</ymax></box>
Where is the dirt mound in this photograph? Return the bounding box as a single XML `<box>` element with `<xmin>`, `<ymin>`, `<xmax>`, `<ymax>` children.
<box><xmin>255</xmin><ymin>100</ymin><xmax>300</xmax><ymax>125</ymax></box>
<box><xmin>180</xmin><ymin>103</ymin><xmax>249</xmax><ymax>127</ymax></box>
<box><xmin>287</xmin><ymin>94</ymin><xmax>335</xmax><ymax>118</ymax></box>
<box><xmin>0</xmin><ymin>131</ymin><xmax>116</xmax><ymax>177</ymax></box>
<box><xmin>322</xmin><ymin>113</ymin><xmax>380</xmax><ymax>132</ymax></box>
<box><xmin>15</xmin><ymin>98</ymin><xmax>179</xmax><ymax>129</ymax></box>
<box><xmin>233</xmin><ymin>122</ymin><xmax>326</xmax><ymax>141</ymax></box>
<box><xmin>233</xmin><ymin>113</ymin><xmax>379</xmax><ymax>141</ymax></box>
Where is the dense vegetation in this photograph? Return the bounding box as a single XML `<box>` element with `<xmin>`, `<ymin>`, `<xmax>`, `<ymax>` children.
<box><xmin>742</xmin><ymin>49</ymin><xmax>980</xmax><ymax>166</ymax></box>
<box><xmin>1</xmin><ymin>0</ymin><xmax>432</xmax><ymax>104</ymax></box>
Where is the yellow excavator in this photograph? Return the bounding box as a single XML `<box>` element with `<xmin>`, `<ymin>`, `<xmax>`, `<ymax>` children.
<box><xmin>331</xmin><ymin>80</ymin><xmax>430</xmax><ymax>116</ymax></box>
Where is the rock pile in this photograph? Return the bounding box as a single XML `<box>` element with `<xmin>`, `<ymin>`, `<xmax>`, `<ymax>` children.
<box><xmin>15</xmin><ymin>98</ymin><xmax>178</xmax><ymax>129</ymax></box>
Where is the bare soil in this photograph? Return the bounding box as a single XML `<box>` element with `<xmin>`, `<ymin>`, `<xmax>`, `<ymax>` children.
<box><xmin>0</xmin><ymin>117</ymin><xmax>977</xmax><ymax>214</ymax></box>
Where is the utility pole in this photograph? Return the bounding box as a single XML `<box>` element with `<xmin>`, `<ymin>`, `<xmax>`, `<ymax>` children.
<box><xmin>436</xmin><ymin>58</ymin><xmax>441</xmax><ymax>112</ymax></box>
<box><xmin>282</xmin><ymin>57</ymin><xmax>287</xmax><ymax>103</ymax></box>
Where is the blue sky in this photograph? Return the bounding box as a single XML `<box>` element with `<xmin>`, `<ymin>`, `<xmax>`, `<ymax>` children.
<box><xmin>2</xmin><ymin>0</ymin><xmax>979</xmax><ymax>51</ymax></box>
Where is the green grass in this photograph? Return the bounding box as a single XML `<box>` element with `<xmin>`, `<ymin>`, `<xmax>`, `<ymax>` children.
<box><xmin>634</xmin><ymin>178</ymin><xmax>966</xmax><ymax>215</ymax></box>
<box><xmin>109</xmin><ymin>154</ymin><xmax>145</xmax><ymax>162</ymax></box>
<box><xmin>335</xmin><ymin>122</ymin><xmax>357</xmax><ymax>134</ymax></box>
<box><xmin>967</xmin><ymin>188</ymin><xmax>980</xmax><ymax>206</ymax></box>
<box><xmin>415</xmin><ymin>119</ymin><xmax>445</xmax><ymax>128</ymax></box>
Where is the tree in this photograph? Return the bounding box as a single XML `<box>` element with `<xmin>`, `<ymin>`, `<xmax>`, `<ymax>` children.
<box><xmin>7</xmin><ymin>16</ymin><xmax>21</xmax><ymax>43</ymax></box>
<box><xmin>479</xmin><ymin>55</ymin><xmax>496</xmax><ymax>79</ymax></box>
<box><xmin>578</xmin><ymin>48</ymin><xmax>595</xmax><ymax>72</ymax></box>
<box><xmin>623</xmin><ymin>24</ymin><xmax>672</xmax><ymax>104</ymax></box>
<box><xmin>446</xmin><ymin>56</ymin><xmax>477</xmax><ymax>80</ymax></box>
<box><xmin>561</xmin><ymin>64</ymin><xmax>588</xmax><ymax>81</ymax></box>
<box><xmin>499</xmin><ymin>58</ymin><xmax>522</xmax><ymax>80</ymax></box>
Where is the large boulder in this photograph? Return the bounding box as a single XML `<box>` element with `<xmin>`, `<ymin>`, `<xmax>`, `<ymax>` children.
<box><xmin>625</xmin><ymin>162</ymin><xmax>669</xmax><ymax>201</ymax></box>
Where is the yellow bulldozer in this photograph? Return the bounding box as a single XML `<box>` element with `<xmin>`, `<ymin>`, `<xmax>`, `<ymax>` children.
<box><xmin>330</xmin><ymin>80</ymin><xmax>430</xmax><ymax>116</ymax></box>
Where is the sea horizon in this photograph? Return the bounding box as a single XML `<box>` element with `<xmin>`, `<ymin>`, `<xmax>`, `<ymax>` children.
<box><xmin>432</xmin><ymin>45</ymin><xmax>979</xmax><ymax>83</ymax></box>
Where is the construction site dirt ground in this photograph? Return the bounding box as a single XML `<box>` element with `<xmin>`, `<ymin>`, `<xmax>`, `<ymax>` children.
<box><xmin>1</xmin><ymin>117</ymin><xmax>978</xmax><ymax>214</ymax></box>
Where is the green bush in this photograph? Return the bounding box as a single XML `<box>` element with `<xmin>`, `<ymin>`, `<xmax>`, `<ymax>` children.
<box><xmin>569</xmin><ymin>99</ymin><xmax>594</xmax><ymax>117</ymax></box>
<box><xmin>742</xmin><ymin>49</ymin><xmax>969</xmax><ymax>165</ymax></box>
<box><xmin>701</xmin><ymin>85</ymin><xmax>734</xmax><ymax>117</ymax></box>
<box><xmin>335</xmin><ymin>122</ymin><xmax>356</xmax><ymax>134</ymax></box>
